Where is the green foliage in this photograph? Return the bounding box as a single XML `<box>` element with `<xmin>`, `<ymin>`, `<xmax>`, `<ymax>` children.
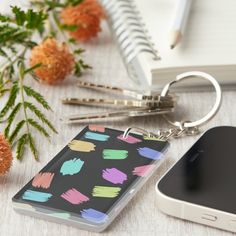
<box><xmin>11</xmin><ymin>6</ymin><xmax>48</xmax><ymax>33</ymax></box>
<box><xmin>74</xmin><ymin>48</ymin><xmax>86</xmax><ymax>55</ymax></box>
<box><xmin>0</xmin><ymin>2</ymin><xmax>92</xmax><ymax>161</ymax></box>
<box><xmin>23</xmin><ymin>63</ymin><xmax>42</xmax><ymax>75</ymax></box>
<box><xmin>66</xmin><ymin>0</ymin><xmax>84</xmax><ymax>7</ymax></box>
<box><xmin>68</xmin><ymin>38</ymin><xmax>77</xmax><ymax>44</ymax></box>
<box><xmin>28</xmin><ymin>118</ymin><xmax>50</xmax><ymax>138</ymax></box>
<box><xmin>33</xmin><ymin>0</ymin><xmax>84</xmax><ymax>9</ymax></box>
<box><xmin>74</xmin><ymin>60</ymin><xmax>92</xmax><ymax>77</ymax></box>
<box><xmin>8</xmin><ymin>119</ymin><xmax>26</xmax><ymax>144</ymax></box>
<box><xmin>25</xmin><ymin>101</ymin><xmax>57</xmax><ymax>133</ymax></box>
<box><xmin>0</xmin><ymin>63</ymin><xmax>57</xmax><ymax>161</ymax></box>
<box><xmin>0</xmin><ymin>24</ymin><xmax>31</xmax><ymax>48</ymax></box>
<box><xmin>60</xmin><ymin>24</ymin><xmax>78</xmax><ymax>32</ymax></box>
<box><xmin>0</xmin><ymin>81</ymin><xmax>19</xmax><ymax>119</ymax></box>
<box><xmin>23</xmin><ymin>85</ymin><xmax>51</xmax><ymax>110</ymax></box>
<box><xmin>4</xmin><ymin>102</ymin><xmax>22</xmax><ymax>138</ymax></box>
<box><xmin>16</xmin><ymin>133</ymin><xmax>28</xmax><ymax>160</ymax></box>
<box><xmin>0</xmin><ymin>14</ymin><xmax>11</xmax><ymax>22</ymax></box>
<box><xmin>28</xmin><ymin>133</ymin><xmax>39</xmax><ymax>160</ymax></box>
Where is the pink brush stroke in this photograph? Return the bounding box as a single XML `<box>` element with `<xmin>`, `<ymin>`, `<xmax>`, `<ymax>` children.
<box><xmin>61</xmin><ymin>188</ymin><xmax>89</xmax><ymax>205</ymax></box>
<box><xmin>117</xmin><ymin>134</ymin><xmax>142</xmax><ymax>144</ymax></box>
<box><xmin>88</xmin><ymin>125</ymin><xmax>105</xmax><ymax>133</ymax></box>
<box><xmin>132</xmin><ymin>165</ymin><xmax>155</xmax><ymax>177</ymax></box>
<box><xmin>102</xmin><ymin>168</ymin><xmax>127</xmax><ymax>184</ymax></box>
<box><xmin>32</xmin><ymin>172</ymin><xmax>55</xmax><ymax>189</ymax></box>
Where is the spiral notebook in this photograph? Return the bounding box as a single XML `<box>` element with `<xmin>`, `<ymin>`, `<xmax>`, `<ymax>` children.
<box><xmin>101</xmin><ymin>0</ymin><xmax>236</xmax><ymax>89</ymax></box>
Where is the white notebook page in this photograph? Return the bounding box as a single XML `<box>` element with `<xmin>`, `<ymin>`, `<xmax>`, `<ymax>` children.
<box><xmin>134</xmin><ymin>0</ymin><xmax>236</xmax><ymax>70</ymax></box>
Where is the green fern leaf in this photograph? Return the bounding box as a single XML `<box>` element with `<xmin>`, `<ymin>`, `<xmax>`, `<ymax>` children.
<box><xmin>23</xmin><ymin>63</ymin><xmax>42</xmax><ymax>75</ymax></box>
<box><xmin>16</xmin><ymin>133</ymin><xmax>28</xmax><ymax>160</ymax></box>
<box><xmin>25</xmin><ymin>102</ymin><xmax>57</xmax><ymax>133</ymax></box>
<box><xmin>23</xmin><ymin>85</ymin><xmax>51</xmax><ymax>110</ymax></box>
<box><xmin>8</xmin><ymin>119</ymin><xmax>25</xmax><ymax>144</ymax></box>
<box><xmin>28</xmin><ymin>134</ymin><xmax>39</xmax><ymax>160</ymax></box>
<box><xmin>28</xmin><ymin>118</ymin><xmax>50</xmax><ymax>138</ymax></box>
<box><xmin>0</xmin><ymin>81</ymin><xmax>19</xmax><ymax>119</ymax></box>
<box><xmin>4</xmin><ymin>102</ymin><xmax>22</xmax><ymax>138</ymax></box>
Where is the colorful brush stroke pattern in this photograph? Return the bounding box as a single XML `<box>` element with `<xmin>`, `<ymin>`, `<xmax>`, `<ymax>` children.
<box><xmin>103</xmin><ymin>149</ymin><xmax>128</xmax><ymax>160</ymax></box>
<box><xmin>84</xmin><ymin>131</ymin><xmax>110</xmax><ymax>141</ymax></box>
<box><xmin>92</xmin><ymin>186</ymin><xmax>121</xmax><ymax>198</ymax></box>
<box><xmin>17</xmin><ymin>125</ymin><xmax>167</xmax><ymax>226</ymax></box>
<box><xmin>88</xmin><ymin>125</ymin><xmax>105</xmax><ymax>133</ymax></box>
<box><xmin>81</xmin><ymin>208</ymin><xmax>108</xmax><ymax>223</ymax></box>
<box><xmin>22</xmin><ymin>190</ymin><xmax>52</xmax><ymax>202</ymax></box>
<box><xmin>32</xmin><ymin>172</ymin><xmax>54</xmax><ymax>189</ymax></box>
<box><xmin>137</xmin><ymin>147</ymin><xmax>163</xmax><ymax>160</ymax></box>
<box><xmin>132</xmin><ymin>165</ymin><xmax>155</xmax><ymax>177</ymax></box>
<box><xmin>68</xmin><ymin>140</ymin><xmax>96</xmax><ymax>152</ymax></box>
<box><xmin>102</xmin><ymin>168</ymin><xmax>127</xmax><ymax>184</ymax></box>
<box><xmin>61</xmin><ymin>188</ymin><xmax>89</xmax><ymax>205</ymax></box>
<box><xmin>117</xmin><ymin>134</ymin><xmax>142</xmax><ymax>144</ymax></box>
<box><xmin>60</xmin><ymin>158</ymin><xmax>84</xmax><ymax>176</ymax></box>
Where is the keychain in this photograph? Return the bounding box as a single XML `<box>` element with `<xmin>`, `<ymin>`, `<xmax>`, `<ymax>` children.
<box><xmin>62</xmin><ymin>71</ymin><xmax>222</xmax><ymax>138</ymax></box>
<box><xmin>13</xmin><ymin>72</ymin><xmax>222</xmax><ymax>232</ymax></box>
<box><xmin>123</xmin><ymin>71</ymin><xmax>222</xmax><ymax>141</ymax></box>
<box><xmin>61</xmin><ymin>78</ymin><xmax>177</xmax><ymax>123</ymax></box>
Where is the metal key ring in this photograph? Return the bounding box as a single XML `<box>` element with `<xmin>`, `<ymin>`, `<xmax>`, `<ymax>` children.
<box><xmin>160</xmin><ymin>71</ymin><xmax>222</xmax><ymax>128</ymax></box>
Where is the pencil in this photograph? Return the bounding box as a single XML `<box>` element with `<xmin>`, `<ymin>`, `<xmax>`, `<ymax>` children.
<box><xmin>169</xmin><ymin>0</ymin><xmax>192</xmax><ymax>49</ymax></box>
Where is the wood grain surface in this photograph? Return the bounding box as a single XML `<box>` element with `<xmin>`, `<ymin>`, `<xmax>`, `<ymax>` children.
<box><xmin>1</xmin><ymin>6</ymin><xmax>236</xmax><ymax>235</ymax></box>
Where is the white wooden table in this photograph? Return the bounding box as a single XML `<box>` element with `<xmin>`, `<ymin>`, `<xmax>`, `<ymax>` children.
<box><xmin>1</xmin><ymin>2</ymin><xmax>236</xmax><ymax>236</ymax></box>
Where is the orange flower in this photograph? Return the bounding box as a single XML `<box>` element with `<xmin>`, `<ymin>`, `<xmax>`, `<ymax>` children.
<box><xmin>0</xmin><ymin>133</ymin><xmax>13</xmax><ymax>176</ymax></box>
<box><xmin>30</xmin><ymin>38</ymin><xmax>75</xmax><ymax>84</ymax></box>
<box><xmin>75</xmin><ymin>0</ymin><xmax>106</xmax><ymax>19</ymax></box>
<box><xmin>60</xmin><ymin>0</ymin><xmax>106</xmax><ymax>42</ymax></box>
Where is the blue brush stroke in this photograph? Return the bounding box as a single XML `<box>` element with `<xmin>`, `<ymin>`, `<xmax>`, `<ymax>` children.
<box><xmin>22</xmin><ymin>190</ymin><xmax>52</xmax><ymax>202</ymax></box>
<box><xmin>81</xmin><ymin>208</ymin><xmax>108</xmax><ymax>223</ymax></box>
<box><xmin>84</xmin><ymin>131</ymin><xmax>110</xmax><ymax>142</ymax></box>
<box><xmin>137</xmin><ymin>147</ymin><xmax>163</xmax><ymax>160</ymax></box>
<box><xmin>60</xmin><ymin>158</ymin><xmax>84</xmax><ymax>176</ymax></box>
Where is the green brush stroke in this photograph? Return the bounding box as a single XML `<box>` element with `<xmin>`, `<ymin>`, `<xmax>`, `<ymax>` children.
<box><xmin>102</xmin><ymin>149</ymin><xmax>128</xmax><ymax>160</ymax></box>
<box><xmin>92</xmin><ymin>186</ymin><xmax>121</xmax><ymax>198</ymax></box>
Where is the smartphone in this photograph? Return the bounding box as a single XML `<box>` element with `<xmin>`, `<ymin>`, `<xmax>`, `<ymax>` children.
<box><xmin>156</xmin><ymin>126</ymin><xmax>236</xmax><ymax>233</ymax></box>
<box><xmin>12</xmin><ymin>125</ymin><xmax>169</xmax><ymax>232</ymax></box>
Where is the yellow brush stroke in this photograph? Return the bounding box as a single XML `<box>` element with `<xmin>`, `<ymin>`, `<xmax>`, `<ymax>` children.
<box><xmin>68</xmin><ymin>140</ymin><xmax>96</xmax><ymax>152</ymax></box>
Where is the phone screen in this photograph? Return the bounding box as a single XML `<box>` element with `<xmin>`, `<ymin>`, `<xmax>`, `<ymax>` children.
<box><xmin>158</xmin><ymin>126</ymin><xmax>236</xmax><ymax>214</ymax></box>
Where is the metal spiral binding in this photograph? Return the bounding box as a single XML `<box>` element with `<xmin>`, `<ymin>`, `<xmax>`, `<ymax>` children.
<box><xmin>99</xmin><ymin>0</ymin><xmax>160</xmax><ymax>81</ymax></box>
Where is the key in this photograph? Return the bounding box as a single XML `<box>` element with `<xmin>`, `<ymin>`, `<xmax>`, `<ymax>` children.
<box><xmin>62</xmin><ymin>107</ymin><xmax>174</xmax><ymax>123</ymax></box>
<box><xmin>61</xmin><ymin>97</ymin><xmax>175</xmax><ymax>108</ymax></box>
<box><xmin>77</xmin><ymin>81</ymin><xmax>175</xmax><ymax>101</ymax></box>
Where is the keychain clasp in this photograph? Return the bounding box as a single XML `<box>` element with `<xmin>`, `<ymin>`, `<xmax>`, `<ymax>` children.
<box><xmin>161</xmin><ymin>71</ymin><xmax>222</xmax><ymax>129</ymax></box>
<box><xmin>123</xmin><ymin>71</ymin><xmax>222</xmax><ymax>141</ymax></box>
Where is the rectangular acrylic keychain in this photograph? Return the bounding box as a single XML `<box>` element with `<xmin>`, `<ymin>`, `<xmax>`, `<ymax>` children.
<box><xmin>12</xmin><ymin>125</ymin><xmax>169</xmax><ymax>232</ymax></box>
<box><xmin>12</xmin><ymin>71</ymin><xmax>222</xmax><ymax>232</ymax></box>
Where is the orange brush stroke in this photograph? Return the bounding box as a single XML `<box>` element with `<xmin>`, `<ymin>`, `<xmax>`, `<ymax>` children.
<box><xmin>32</xmin><ymin>172</ymin><xmax>55</xmax><ymax>189</ymax></box>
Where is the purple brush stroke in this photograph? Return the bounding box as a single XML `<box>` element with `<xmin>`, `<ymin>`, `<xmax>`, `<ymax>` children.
<box><xmin>102</xmin><ymin>168</ymin><xmax>127</xmax><ymax>184</ymax></box>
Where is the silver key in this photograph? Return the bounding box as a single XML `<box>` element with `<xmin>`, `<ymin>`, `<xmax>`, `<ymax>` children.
<box><xmin>62</xmin><ymin>107</ymin><xmax>174</xmax><ymax>124</ymax></box>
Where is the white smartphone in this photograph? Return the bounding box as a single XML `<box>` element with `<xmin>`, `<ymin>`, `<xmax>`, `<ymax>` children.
<box><xmin>156</xmin><ymin>126</ymin><xmax>236</xmax><ymax>233</ymax></box>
